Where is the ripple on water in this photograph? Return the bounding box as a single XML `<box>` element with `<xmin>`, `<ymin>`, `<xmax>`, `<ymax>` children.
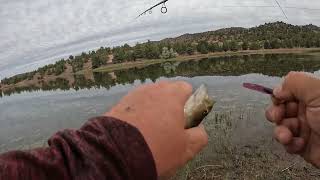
<box><xmin>10</xmin><ymin>137</ymin><xmax>24</xmax><ymax>143</ymax></box>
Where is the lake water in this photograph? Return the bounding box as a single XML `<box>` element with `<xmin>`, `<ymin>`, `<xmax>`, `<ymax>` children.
<box><xmin>1</xmin><ymin>53</ymin><xmax>320</xmax><ymax>179</ymax></box>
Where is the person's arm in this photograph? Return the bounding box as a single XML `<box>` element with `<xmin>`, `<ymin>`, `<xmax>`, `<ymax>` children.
<box><xmin>0</xmin><ymin>116</ymin><xmax>157</xmax><ymax>180</ymax></box>
<box><xmin>0</xmin><ymin>81</ymin><xmax>208</xmax><ymax>179</ymax></box>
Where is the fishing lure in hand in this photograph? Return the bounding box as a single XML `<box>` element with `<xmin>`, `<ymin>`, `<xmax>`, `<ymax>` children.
<box><xmin>243</xmin><ymin>83</ymin><xmax>273</xmax><ymax>95</ymax></box>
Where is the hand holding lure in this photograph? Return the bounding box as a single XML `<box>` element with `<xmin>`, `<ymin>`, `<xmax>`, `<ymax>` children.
<box><xmin>243</xmin><ymin>83</ymin><xmax>273</xmax><ymax>95</ymax></box>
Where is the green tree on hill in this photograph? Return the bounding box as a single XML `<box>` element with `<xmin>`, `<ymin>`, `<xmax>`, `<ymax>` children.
<box><xmin>145</xmin><ymin>41</ymin><xmax>160</xmax><ymax>59</ymax></box>
<box><xmin>264</xmin><ymin>41</ymin><xmax>272</xmax><ymax>49</ymax></box>
<box><xmin>160</xmin><ymin>47</ymin><xmax>177</xmax><ymax>59</ymax></box>
<box><xmin>92</xmin><ymin>56</ymin><xmax>106</xmax><ymax>69</ymax></box>
<box><xmin>229</xmin><ymin>40</ymin><xmax>239</xmax><ymax>51</ymax></box>
<box><xmin>284</xmin><ymin>39</ymin><xmax>294</xmax><ymax>48</ymax></box>
<box><xmin>242</xmin><ymin>41</ymin><xmax>249</xmax><ymax>50</ymax></box>
<box><xmin>249</xmin><ymin>42</ymin><xmax>261</xmax><ymax>50</ymax></box>
<box><xmin>208</xmin><ymin>43</ymin><xmax>221</xmax><ymax>52</ymax></box>
<box><xmin>53</xmin><ymin>59</ymin><xmax>67</xmax><ymax>75</ymax></box>
<box><xmin>222</xmin><ymin>41</ymin><xmax>230</xmax><ymax>52</ymax></box>
<box><xmin>126</xmin><ymin>50</ymin><xmax>136</xmax><ymax>61</ymax></box>
<box><xmin>70</xmin><ymin>56</ymin><xmax>85</xmax><ymax>73</ymax></box>
<box><xmin>133</xmin><ymin>43</ymin><xmax>145</xmax><ymax>59</ymax></box>
<box><xmin>81</xmin><ymin>52</ymin><xmax>89</xmax><ymax>59</ymax></box>
<box><xmin>317</xmin><ymin>39</ymin><xmax>320</xmax><ymax>47</ymax></box>
<box><xmin>270</xmin><ymin>39</ymin><xmax>281</xmax><ymax>49</ymax></box>
<box><xmin>113</xmin><ymin>48</ymin><xmax>126</xmax><ymax>63</ymax></box>
<box><xmin>123</xmin><ymin>44</ymin><xmax>131</xmax><ymax>50</ymax></box>
<box><xmin>197</xmin><ymin>41</ymin><xmax>209</xmax><ymax>54</ymax></box>
<box><xmin>186</xmin><ymin>46</ymin><xmax>195</xmax><ymax>55</ymax></box>
<box><xmin>171</xmin><ymin>42</ymin><xmax>187</xmax><ymax>54</ymax></box>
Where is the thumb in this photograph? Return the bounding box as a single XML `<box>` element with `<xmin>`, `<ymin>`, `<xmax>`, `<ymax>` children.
<box><xmin>184</xmin><ymin>125</ymin><xmax>208</xmax><ymax>162</ymax></box>
<box><xmin>274</xmin><ymin>72</ymin><xmax>320</xmax><ymax>106</ymax></box>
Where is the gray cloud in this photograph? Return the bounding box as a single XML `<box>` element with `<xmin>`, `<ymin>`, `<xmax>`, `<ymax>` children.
<box><xmin>0</xmin><ymin>0</ymin><xmax>320</xmax><ymax>78</ymax></box>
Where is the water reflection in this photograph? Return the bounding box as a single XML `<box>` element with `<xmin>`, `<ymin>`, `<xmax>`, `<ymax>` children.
<box><xmin>1</xmin><ymin>54</ymin><xmax>320</xmax><ymax>179</ymax></box>
<box><xmin>2</xmin><ymin>54</ymin><xmax>320</xmax><ymax>97</ymax></box>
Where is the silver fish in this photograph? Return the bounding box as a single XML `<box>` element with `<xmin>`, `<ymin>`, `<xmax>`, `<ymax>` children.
<box><xmin>184</xmin><ymin>84</ymin><xmax>215</xmax><ymax>129</ymax></box>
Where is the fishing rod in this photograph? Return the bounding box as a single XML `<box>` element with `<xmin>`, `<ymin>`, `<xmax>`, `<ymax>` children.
<box><xmin>136</xmin><ymin>0</ymin><xmax>319</xmax><ymax>20</ymax></box>
<box><xmin>136</xmin><ymin>0</ymin><xmax>169</xmax><ymax>19</ymax></box>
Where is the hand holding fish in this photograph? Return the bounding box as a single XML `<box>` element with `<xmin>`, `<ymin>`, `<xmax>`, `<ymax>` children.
<box><xmin>106</xmin><ymin>81</ymin><xmax>209</xmax><ymax>178</ymax></box>
<box><xmin>266</xmin><ymin>72</ymin><xmax>320</xmax><ymax>168</ymax></box>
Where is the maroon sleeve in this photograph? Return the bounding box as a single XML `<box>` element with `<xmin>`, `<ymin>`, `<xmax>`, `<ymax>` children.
<box><xmin>0</xmin><ymin>117</ymin><xmax>157</xmax><ymax>180</ymax></box>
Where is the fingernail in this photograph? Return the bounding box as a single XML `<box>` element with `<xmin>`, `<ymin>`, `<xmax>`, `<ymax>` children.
<box><xmin>274</xmin><ymin>86</ymin><xmax>282</xmax><ymax>96</ymax></box>
<box><xmin>279</xmin><ymin>132</ymin><xmax>290</xmax><ymax>145</ymax></box>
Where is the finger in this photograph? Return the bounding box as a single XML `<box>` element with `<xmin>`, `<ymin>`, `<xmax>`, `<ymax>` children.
<box><xmin>273</xmin><ymin>85</ymin><xmax>293</xmax><ymax>102</ymax></box>
<box><xmin>271</xmin><ymin>95</ymin><xmax>281</xmax><ymax>105</ymax></box>
<box><xmin>155</xmin><ymin>80</ymin><xmax>171</xmax><ymax>88</ymax></box>
<box><xmin>265</xmin><ymin>104</ymin><xmax>285</xmax><ymax>124</ymax></box>
<box><xmin>134</xmin><ymin>81</ymin><xmax>170</xmax><ymax>93</ymax></box>
<box><xmin>171</xmin><ymin>81</ymin><xmax>193</xmax><ymax>104</ymax></box>
<box><xmin>184</xmin><ymin>125</ymin><xmax>208</xmax><ymax>162</ymax></box>
<box><xmin>298</xmin><ymin>102</ymin><xmax>310</xmax><ymax>142</ymax></box>
<box><xmin>274</xmin><ymin>72</ymin><xmax>320</xmax><ymax>106</ymax></box>
<box><xmin>285</xmin><ymin>137</ymin><xmax>305</xmax><ymax>154</ymax></box>
<box><xmin>285</xmin><ymin>102</ymin><xmax>298</xmax><ymax>118</ymax></box>
<box><xmin>274</xmin><ymin>125</ymin><xmax>293</xmax><ymax>145</ymax></box>
<box><xmin>172</xmin><ymin>81</ymin><xmax>193</xmax><ymax>95</ymax></box>
<box><xmin>281</xmin><ymin>118</ymin><xmax>299</xmax><ymax>136</ymax></box>
<box><xmin>271</xmin><ymin>88</ymin><xmax>285</xmax><ymax>105</ymax></box>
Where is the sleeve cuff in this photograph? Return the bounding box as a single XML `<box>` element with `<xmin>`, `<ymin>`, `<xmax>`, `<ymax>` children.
<box><xmin>83</xmin><ymin>116</ymin><xmax>158</xmax><ymax>180</ymax></box>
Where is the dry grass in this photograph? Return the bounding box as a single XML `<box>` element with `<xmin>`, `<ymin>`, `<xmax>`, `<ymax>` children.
<box><xmin>172</xmin><ymin>110</ymin><xmax>320</xmax><ymax>180</ymax></box>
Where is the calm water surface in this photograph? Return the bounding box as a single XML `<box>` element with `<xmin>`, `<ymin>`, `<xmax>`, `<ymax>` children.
<box><xmin>1</xmin><ymin>53</ymin><xmax>320</xmax><ymax>178</ymax></box>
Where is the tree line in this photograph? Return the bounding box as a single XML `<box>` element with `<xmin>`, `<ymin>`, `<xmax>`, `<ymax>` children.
<box><xmin>2</xmin><ymin>21</ymin><xmax>320</xmax><ymax>85</ymax></box>
<box><xmin>2</xmin><ymin>53</ymin><xmax>320</xmax><ymax>97</ymax></box>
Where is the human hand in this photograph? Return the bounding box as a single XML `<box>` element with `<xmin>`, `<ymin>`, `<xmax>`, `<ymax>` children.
<box><xmin>106</xmin><ymin>81</ymin><xmax>208</xmax><ymax>177</ymax></box>
<box><xmin>266</xmin><ymin>72</ymin><xmax>320</xmax><ymax>168</ymax></box>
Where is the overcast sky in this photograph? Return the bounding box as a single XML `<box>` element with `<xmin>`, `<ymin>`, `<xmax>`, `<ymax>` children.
<box><xmin>0</xmin><ymin>0</ymin><xmax>320</xmax><ymax>79</ymax></box>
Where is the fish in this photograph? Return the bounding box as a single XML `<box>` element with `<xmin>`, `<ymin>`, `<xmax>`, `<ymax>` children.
<box><xmin>184</xmin><ymin>84</ymin><xmax>215</xmax><ymax>129</ymax></box>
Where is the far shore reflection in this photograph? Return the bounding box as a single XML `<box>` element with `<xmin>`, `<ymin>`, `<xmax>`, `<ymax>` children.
<box><xmin>1</xmin><ymin>53</ymin><xmax>320</xmax><ymax>97</ymax></box>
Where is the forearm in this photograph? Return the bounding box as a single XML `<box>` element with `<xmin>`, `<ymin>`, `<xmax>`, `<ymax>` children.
<box><xmin>0</xmin><ymin>117</ymin><xmax>157</xmax><ymax>180</ymax></box>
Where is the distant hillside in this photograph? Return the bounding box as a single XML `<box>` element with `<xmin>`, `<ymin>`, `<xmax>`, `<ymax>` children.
<box><xmin>161</xmin><ymin>22</ymin><xmax>320</xmax><ymax>44</ymax></box>
<box><xmin>1</xmin><ymin>21</ymin><xmax>320</xmax><ymax>86</ymax></box>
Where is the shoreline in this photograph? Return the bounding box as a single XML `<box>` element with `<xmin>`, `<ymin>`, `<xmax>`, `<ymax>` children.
<box><xmin>1</xmin><ymin>48</ymin><xmax>320</xmax><ymax>92</ymax></box>
<box><xmin>85</xmin><ymin>48</ymin><xmax>320</xmax><ymax>74</ymax></box>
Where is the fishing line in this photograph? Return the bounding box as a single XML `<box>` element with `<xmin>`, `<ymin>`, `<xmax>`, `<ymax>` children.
<box><xmin>222</xmin><ymin>5</ymin><xmax>320</xmax><ymax>11</ymax></box>
<box><xmin>136</xmin><ymin>0</ymin><xmax>320</xmax><ymax>19</ymax></box>
<box><xmin>274</xmin><ymin>0</ymin><xmax>288</xmax><ymax>20</ymax></box>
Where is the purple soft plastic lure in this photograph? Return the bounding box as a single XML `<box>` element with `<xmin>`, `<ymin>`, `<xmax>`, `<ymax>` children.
<box><xmin>243</xmin><ymin>83</ymin><xmax>273</xmax><ymax>95</ymax></box>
